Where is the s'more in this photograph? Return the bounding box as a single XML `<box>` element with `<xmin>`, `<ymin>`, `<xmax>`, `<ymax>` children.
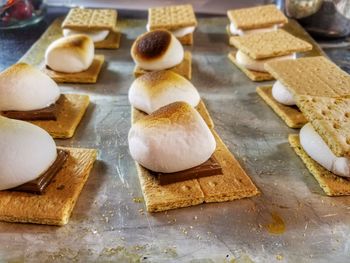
<box><xmin>228</xmin><ymin>29</ymin><xmax>313</xmax><ymax>81</ymax></box>
<box><xmin>62</xmin><ymin>8</ymin><xmax>120</xmax><ymax>49</ymax></box>
<box><xmin>147</xmin><ymin>4</ymin><xmax>197</xmax><ymax>45</ymax></box>
<box><xmin>227</xmin><ymin>4</ymin><xmax>288</xmax><ymax>37</ymax></box>
<box><xmin>258</xmin><ymin>56</ymin><xmax>349</xmax><ymax>128</ymax></box>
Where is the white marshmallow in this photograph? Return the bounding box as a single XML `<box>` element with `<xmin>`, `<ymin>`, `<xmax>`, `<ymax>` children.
<box><xmin>63</xmin><ymin>28</ymin><xmax>110</xmax><ymax>42</ymax></box>
<box><xmin>236</xmin><ymin>50</ymin><xmax>296</xmax><ymax>72</ymax></box>
<box><xmin>128</xmin><ymin>102</ymin><xmax>216</xmax><ymax>173</ymax></box>
<box><xmin>0</xmin><ymin>63</ymin><xmax>60</xmax><ymax>111</ymax></box>
<box><xmin>272</xmin><ymin>80</ymin><xmax>296</xmax><ymax>105</ymax></box>
<box><xmin>129</xmin><ymin>70</ymin><xmax>200</xmax><ymax>114</ymax></box>
<box><xmin>131</xmin><ymin>30</ymin><xmax>184</xmax><ymax>71</ymax></box>
<box><xmin>45</xmin><ymin>34</ymin><xmax>94</xmax><ymax>73</ymax></box>
<box><xmin>146</xmin><ymin>24</ymin><xmax>195</xmax><ymax>37</ymax></box>
<box><xmin>0</xmin><ymin>116</ymin><xmax>57</xmax><ymax>190</ymax></box>
<box><xmin>230</xmin><ymin>22</ymin><xmax>277</xmax><ymax>36</ymax></box>
<box><xmin>300</xmin><ymin>123</ymin><xmax>350</xmax><ymax>178</ymax></box>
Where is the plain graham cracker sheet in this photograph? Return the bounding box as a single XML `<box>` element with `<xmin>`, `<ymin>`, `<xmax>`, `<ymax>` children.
<box><xmin>227</xmin><ymin>5</ymin><xmax>288</xmax><ymax>30</ymax></box>
<box><xmin>131</xmin><ymin>107</ymin><xmax>259</xmax><ymax>212</ymax></box>
<box><xmin>62</xmin><ymin>8</ymin><xmax>120</xmax><ymax>49</ymax></box>
<box><xmin>0</xmin><ymin>147</ymin><xmax>97</xmax><ymax>225</ymax></box>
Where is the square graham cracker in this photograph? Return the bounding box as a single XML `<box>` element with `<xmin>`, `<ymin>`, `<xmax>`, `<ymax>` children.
<box><xmin>134</xmin><ymin>51</ymin><xmax>192</xmax><ymax>80</ymax></box>
<box><xmin>148</xmin><ymin>4</ymin><xmax>197</xmax><ymax>31</ymax></box>
<box><xmin>227</xmin><ymin>5</ymin><xmax>288</xmax><ymax>30</ymax></box>
<box><xmin>228</xmin><ymin>51</ymin><xmax>274</xmax><ymax>82</ymax></box>
<box><xmin>0</xmin><ymin>147</ymin><xmax>97</xmax><ymax>225</ymax></box>
<box><xmin>230</xmin><ymin>29</ymin><xmax>312</xmax><ymax>60</ymax></box>
<box><xmin>296</xmin><ymin>95</ymin><xmax>350</xmax><ymax>157</ymax></box>
<box><xmin>62</xmin><ymin>8</ymin><xmax>117</xmax><ymax>31</ymax></box>
<box><xmin>42</xmin><ymin>55</ymin><xmax>105</xmax><ymax>84</ymax></box>
<box><xmin>177</xmin><ymin>33</ymin><xmax>193</xmax><ymax>45</ymax></box>
<box><xmin>135</xmin><ymin>129</ymin><xmax>259</xmax><ymax>212</ymax></box>
<box><xmin>30</xmin><ymin>94</ymin><xmax>90</xmax><ymax>139</ymax></box>
<box><xmin>289</xmin><ymin>134</ymin><xmax>350</xmax><ymax>196</ymax></box>
<box><xmin>256</xmin><ymin>86</ymin><xmax>307</xmax><ymax>128</ymax></box>
<box><xmin>131</xmin><ymin>99</ymin><xmax>214</xmax><ymax>129</ymax></box>
<box><xmin>265</xmin><ymin>56</ymin><xmax>350</xmax><ymax>98</ymax></box>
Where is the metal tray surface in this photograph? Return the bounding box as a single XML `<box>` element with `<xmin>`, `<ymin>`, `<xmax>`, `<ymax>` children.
<box><xmin>0</xmin><ymin>17</ymin><xmax>349</xmax><ymax>263</ymax></box>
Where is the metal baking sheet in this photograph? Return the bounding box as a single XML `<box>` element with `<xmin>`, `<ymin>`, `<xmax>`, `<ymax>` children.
<box><xmin>1</xmin><ymin>17</ymin><xmax>350</xmax><ymax>262</ymax></box>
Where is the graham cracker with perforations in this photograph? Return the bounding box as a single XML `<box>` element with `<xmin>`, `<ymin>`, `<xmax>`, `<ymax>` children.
<box><xmin>0</xmin><ymin>147</ymin><xmax>97</xmax><ymax>225</ymax></box>
<box><xmin>43</xmin><ymin>55</ymin><xmax>104</xmax><ymax>83</ymax></box>
<box><xmin>289</xmin><ymin>134</ymin><xmax>350</xmax><ymax>196</ymax></box>
<box><xmin>29</xmin><ymin>94</ymin><xmax>90</xmax><ymax>139</ymax></box>
<box><xmin>230</xmin><ymin>30</ymin><xmax>312</xmax><ymax>60</ymax></box>
<box><xmin>265</xmin><ymin>56</ymin><xmax>350</xmax><ymax>98</ymax></box>
<box><xmin>256</xmin><ymin>86</ymin><xmax>307</xmax><ymax>128</ymax></box>
<box><xmin>227</xmin><ymin>5</ymin><xmax>288</xmax><ymax>30</ymax></box>
<box><xmin>62</xmin><ymin>8</ymin><xmax>117</xmax><ymax>31</ymax></box>
<box><xmin>134</xmin><ymin>51</ymin><xmax>192</xmax><ymax>80</ymax></box>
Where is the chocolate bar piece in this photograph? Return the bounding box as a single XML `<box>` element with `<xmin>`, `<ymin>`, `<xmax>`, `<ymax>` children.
<box><xmin>12</xmin><ymin>149</ymin><xmax>68</xmax><ymax>194</ymax></box>
<box><xmin>1</xmin><ymin>96</ymin><xmax>61</xmax><ymax>121</ymax></box>
<box><xmin>151</xmin><ymin>157</ymin><xmax>223</xmax><ymax>185</ymax></box>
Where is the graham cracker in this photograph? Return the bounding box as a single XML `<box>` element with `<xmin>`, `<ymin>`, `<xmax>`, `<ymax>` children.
<box><xmin>94</xmin><ymin>29</ymin><xmax>121</xmax><ymax>49</ymax></box>
<box><xmin>62</xmin><ymin>8</ymin><xmax>117</xmax><ymax>31</ymax></box>
<box><xmin>134</xmin><ymin>51</ymin><xmax>192</xmax><ymax>80</ymax></box>
<box><xmin>289</xmin><ymin>134</ymin><xmax>350</xmax><ymax>196</ymax></box>
<box><xmin>296</xmin><ymin>95</ymin><xmax>350</xmax><ymax>157</ymax></box>
<box><xmin>177</xmin><ymin>33</ymin><xmax>193</xmax><ymax>45</ymax></box>
<box><xmin>230</xmin><ymin>29</ymin><xmax>312</xmax><ymax>59</ymax></box>
<box><xmin>30</xmin><ymin>94</ymin><xmax>90</xmax><ymax>139</ymax></box>
<box><xmin>265</xmin><ymin>56</ymin><xmax>350</xmax><ymax>98</ymax></box>
<box><xmin>148</xmin><ymin>4</ymin><xmax>197</xmax><ymax>31</ymax></box>
<box><xmin>131</xmin><ymin>99</ymin><xmax>214</xmax><ymax>129</ymax></box>
<box><xmin>131</xmin><ymin>108</ymin><xmax>259</xmax><ymax>212</ymax></box>
<box><xmin>0</xmin><ymin>147</ymin><xmax>97</xmax><ymax>225</ymax></box>
<box><xmin>256</xmin><ymin>86</ymin><xmax>307</xmax><ymax>128</ymax></box>
<box><xmin>198</xmin><ymin>130</ymin><xmax>259</xmax><ymax>202</ymax></box>
<box><xmin>227</xmin><ymin>5</ymin><xmax>288</xmax><ymax>30</ymax></box>
<box><xmin>42</xmin><ymin>54</ymin><xmax>105</xmax><ymax>84</ymax></box>
<box><xmin>228</xmin><ymin>51</ymin><xmax>274</xmax><ymax>82</ymax></box>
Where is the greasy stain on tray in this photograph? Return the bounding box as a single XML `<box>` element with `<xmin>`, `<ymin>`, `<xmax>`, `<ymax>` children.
<box><xmin>265</xmin><ymin>212</ymin><xmax>286</xmax><ymax>235</ymax></box>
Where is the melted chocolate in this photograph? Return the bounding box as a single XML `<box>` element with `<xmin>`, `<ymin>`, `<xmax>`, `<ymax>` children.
<box><xmin>150</xmin><ymin>156</ymin><xmax>223</xmax><ymax>185</ymax></box>
<box><xmin>11</xmin><ymin>149</ymin><xmax>68</xmax><ymax>194</ymax></box>
<box><xmin>1</xmin><ymin>96</ymin><xmax>61</xmax><ymax>121</ymax></box>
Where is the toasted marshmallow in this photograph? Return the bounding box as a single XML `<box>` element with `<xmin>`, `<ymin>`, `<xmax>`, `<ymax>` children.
<box><xmin>0</xmin><ymin>63</ymin><xmax>60</xmax><ymax>111</ymax></box>
<box><xmin>146</xmin><ymin>24</ymin><xmax>195</xmax><ymax>37</ymax></box>
<box><xmin>129</xmin><ymin>70</ymin><xmax>200</xmax><ymax>114</ymax></box>
<box><xmin>0</xmin><ymin>116</ymin><xmax>57</xmax><ymax>190</ymax></box>
<box><xmin>272</xmin><ymin>81</ymin><xmax>296</xmax><ymax>105</ymax></box>
<box><xmin>229</xmin><ymin>22</ymin><xmax>277</xmax><ymax>36</ymax></box>
<box><xmin>131</xmin><ymin>30</ymin><xmax>184</xmax><ymax>71</ymax></box>
<box><xmin>45</xmin><ymin>34</ymin><xmax>94</xmax><ymax>73</ymax></box>
<box><xmin>128</xmin><ymin>102</ymin><xmax>216</xmax><ymax>173</ymax></box>
<box><xmin>236</xmin><ymin>50</ymin><xmax>296</xmax><ymax>72</ymax></box>
<box><xmin>63</xmin><ymin>28</ymin><xmax>110</xmax><ymax>42</ymax></box>
<box><xmin>300</xmin><ymin>123</ymin><xmax>350</xmax><ymax>178</ymax></box>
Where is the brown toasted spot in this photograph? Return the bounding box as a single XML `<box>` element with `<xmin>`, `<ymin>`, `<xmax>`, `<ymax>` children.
<box><xmin>135</xmin><ymin>30</ymin><xmax>171</xmax><ymax>60</ymax></box>
<box><xmin>139</xmin><ymin>70</ymin><xmax>173</xmax><ymax>85</ymax></box>
<box><xmin>137</xmin><ymin>102</ymin><xmax>196</xmax><ymax>127</ymax></box>
<box><xmin>58</xmin><ymin>35</ymin><xmax>90</xmax><ymax>49</ymax></box>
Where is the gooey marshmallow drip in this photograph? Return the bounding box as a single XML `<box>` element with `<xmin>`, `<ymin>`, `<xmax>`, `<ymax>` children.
<box><xmin>300</xmin><ymin>123</ymin><xmax>350</xmax><ymax>178</ymax></box>
<box><xmin>63</xmin><ymin>29</ymin><xmax>110</xmax><ymax>42</ymax></box>
<box><xmin>271</xmin><ymin>81</ymin><xmax>296</xmax><ymax>105</ymax></box>
<box><xmin>146</xmin><ymin>24</ymin><xmax>195</xmax><ymax>37</ymax></box>
<box><xmin>235</xmin><ymin>50</ymin><xmax>296</xmax><ymax>72</ymax></box>
<box><xmin>229</xmin><ymin>23</ymin><xmax>278</xmax><ymax>36</ymax></box>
